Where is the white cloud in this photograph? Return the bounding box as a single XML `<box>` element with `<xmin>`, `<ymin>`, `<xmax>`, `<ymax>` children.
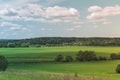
<box><xmin>0</xmin><ymin>22</ymin><xmax>21</xmax><ymax>30</ymax></box>
<box><xmin>67</xmin><ymin>28</ymin><xmax>75</xmax><ymax>31</ymax></box>
<box><xmin>26</xmin><ymin>4</ymin><xmax>43</xmax><ymax>16</ymax></box>
<box><xmin>45</xmin><ymin>6</ymin><xmax>79</xmax><ymax>18</ymax></box>
<box><xmin>73</xmin><ymin>21</ymin><xmax>84</xmax><ymax>25</ymax></box>
<box><xmin>0</xmin><ymin>22</ymin><xmax>30</xmax><ymax>31</ymax></box>
<box><xmin>73</xmin><ymin>26</ymin><xmax>81</xmax><ymax>28</ymax></box>
<box><xmin>0</xmin><ymin>4</ymin><xmax>80</xmax><ymax>24</ymax></box>
<box><xmin>0</xmin><ymin>8</ymin><xmax>17</xmax><ymax>16</ymax></box>
<box><xmin>40</xmin><ymin>28</ymin><xmax>52</xmax><ymax>31</ymax></box>
<box><xmin>87</xmin><ymin>5</ymin><xmax>120</xmax><ymax>21</ymax></box>
<box><xmin>102</xmin><ymin>20</ymin><xmax>112</xmax><ymax>25</ymax></box>
<box><xmin>67</xmin><ymin>26</ymin><xmax>81</xmax><ymax>31</ymax></box>
<box><xmin>88</xmin><ymin>6</ymin><xmax>102</xmax><ymax>12</ymax></box>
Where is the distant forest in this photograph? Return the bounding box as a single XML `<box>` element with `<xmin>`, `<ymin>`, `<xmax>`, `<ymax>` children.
<box><xmin>0</xmin><ymin>37</ymin><xmax>120</xmax><ymax>48</ymax></box>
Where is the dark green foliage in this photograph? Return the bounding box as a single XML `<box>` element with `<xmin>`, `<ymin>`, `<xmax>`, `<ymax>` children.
<box><xmin>116</xmin><ymin>64</ymin><xmax>120</xmax><ymax>73</ymax></box>
<box><xmin>76</xmin><ymin>51</ymin><xmax>97</xmax><ymax>61</ymax></box>
<box><xmin>21</xmin><ymin>43</ymin><xmax>30</xmax><ymax>47</ymax></box>
<box><xmin>7</xmin><ymin>43</ymin><xmax>15</xmax><ymax>48</ymax></box>
<box><xmin>0</xmin><ymin>55</ymin><xmax>8</xmax><ymax>71</ymax></box>
<box><xmin>110</xmin><ymin>53</ymin><xmax>118</xmax><ymax>60</ymax></box>
<box><xmin>65</xmin><ymin>56</ymin><xmax>73</xmax><ymax>62</ymax></box>
<box><xmin>1</xmin><ymin>37</ymin><xmax>120</xmax><ymax>48</ymax></box>
<box><xmin>55</xmin><ymin>54</ymin><xmax>64</xmax><ymax>62</ymax></box>
<box><xmin>98</xmin><ymin>56</ymin><xmax>107</xmax><ymax>61</ymax></box>
<box><xmin>110</xmin><ymin>53</ymin><xmax>120</xmax><ymax>60</ymax></box>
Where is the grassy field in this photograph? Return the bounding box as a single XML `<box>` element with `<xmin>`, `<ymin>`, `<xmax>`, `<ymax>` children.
<box><xmin>0</xmin><ymin>46</ymin><xmax>120</xmax><ymax>80</ymax></box>
<box><xmin>8</xmin><ymin>60</ymin><xmax>120</xmax><ymax>80</ymax></box>
<box><xmin>1</xmin><ymin>46</ymin><xmax>120</xmax><ymax>63</ymax></box>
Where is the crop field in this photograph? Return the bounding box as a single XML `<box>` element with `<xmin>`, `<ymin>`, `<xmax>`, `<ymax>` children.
<box><xmin>0</xmin><ymin>46</ymin><xmax>120</xmax><ymax>80</ymax></box>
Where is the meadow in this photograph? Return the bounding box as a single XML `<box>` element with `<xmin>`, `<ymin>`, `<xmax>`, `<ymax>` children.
<box><xmin>0</xmin><ymin>46</ymin><xmax>120</xmax><ymax>80</ymax></box>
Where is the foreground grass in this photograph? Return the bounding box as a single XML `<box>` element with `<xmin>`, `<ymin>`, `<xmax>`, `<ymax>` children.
<box><xmin>0</xmin><ymin>70</ymin><xmax>112</xmax><ymax>80</ymax></box>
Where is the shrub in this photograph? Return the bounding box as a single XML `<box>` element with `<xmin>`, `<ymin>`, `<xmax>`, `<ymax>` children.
<box><xmin>110</xmin><ymin>53</ymin><xmax>120</xmax><ymax>60</ymax></box>
<box><xmin>0</xmin><ymin>55</ymin><xmax>8</xmax><ymax>71</ymax></box>
<box><xmin>99</xmin><ymin>56</ymin><xmax>107</xmax><ymax>61</ymax></box>
<box><xmin>116</xmin><ymin>64</ymin><xmax>120</xmax><ymax>73</ymax></box>
<box><xmin>110</xmin><ymin>53</ymin><xmax>118</xmax><ymax>60</ymax></box>
<box><xmin>76</xmin><ymin>51</ymin><xmax>97</xmax><ymax>61</ymax></box>
<box><xmin>55</xmin><ymin>54</ymin><xmax>64</xmax><ymax>62</ymax></box>
<box><xmin>65</xmin><ymin>56</ymin><xmax>73</xmax><ymax>62</ymax></box>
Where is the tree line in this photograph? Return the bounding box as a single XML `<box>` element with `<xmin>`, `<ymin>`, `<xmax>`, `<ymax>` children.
<box><xmin>0</xmin><ymin>50</ymin><xmax>119</xmax><ymax>73</ymax></box>
<box><xmin>1</xmin><ymin>37</ymin><xmax>120</xmax><ymax>48</ymax></box>
<box><xmin>55</xmin><ymin>51</ymin><xmax>120</xmax><ymax>62</ymax></box>
<box><xmin>54</xmin><ymin>50</ymin><xmax>120</xmax><ymax>73</ymax></box>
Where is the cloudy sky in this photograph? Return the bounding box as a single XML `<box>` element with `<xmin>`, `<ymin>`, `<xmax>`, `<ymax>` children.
<box><xmin>0</xmin><ymin>0</ymin><xmax>120</xmax><ymax>39</ymax></box>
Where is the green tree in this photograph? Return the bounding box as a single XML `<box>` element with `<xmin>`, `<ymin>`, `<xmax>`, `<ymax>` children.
<box><xmin>0</xmin><ymin>55</ymin><xmax>8</xmax><ymax>71</ymax></box>
<box><xmin>110</xmin><ymin>53</ymin><xmax>120</xmax><ymax>60</ymax></box>
<box><xmin>116</xmin><ymin>64</ymin><xmax>120</xmax><ymax>73</ymax></box>
<box><xmin>55</xmin><ymin>54</ymin><xmax>64</xmax><ymax>62</ymax></box>
<box><xmin>76</xmin><ymin>51</ymin><xmax>97</xmax><ymax>61</ymax></box>
<box><xmin>76</xmin><ymin>51</ymin><xmax>83</xmax><ymax>61</ymax></box>
<box><xmin>99</xmin><ymin>56</ymin><xmax>107</xmax><ymax>61</ymax></box>
<box><xmin>65</xmin><ymin>56</ymin><xmax>73</xmax><ymax>62</ymax></box>
<box><xmin>7</xmin><ymin>43</ymin><xmax>15</xmax><ymax>48</ymax></box>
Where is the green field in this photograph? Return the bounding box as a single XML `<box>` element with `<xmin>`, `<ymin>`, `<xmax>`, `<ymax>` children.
<box><xmin>0</xmin><ymin>46</ymin><xmax>120</xmax><ymax>80</ymax></box>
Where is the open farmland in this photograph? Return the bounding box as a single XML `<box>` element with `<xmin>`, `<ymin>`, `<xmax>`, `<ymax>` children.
<box><xmin>0</xmin><ymin>46</ymin><xmax>119</xmax><ymax>80</ymax></box>
<box><xmin>1</xmin><ymin>46</ymin><xmax>120</xmax><ymax>63</ymax></box>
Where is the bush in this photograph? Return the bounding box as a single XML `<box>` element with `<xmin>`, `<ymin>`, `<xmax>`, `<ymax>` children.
<box><xmin>110</xmin><ymin>53</ymin><xmax>120</xmax><ymax>60</ymax></box>
<box><xmin>110</xmin><ymin>53</ymin><xmax>118</xmax><ymax>60</ymax></box>
<box><xmin>116</xmin><ymin>64</ymin><xmax>120</xmax><ymax>73</ymax></box>
<box><xmin>0</xmin><ymin>55</ymin><xmax>8</xmax><ymax>71</ymax></box>
<box><xmin>55</xmin><ymin>54</ymin><xmax>64</xmax><ymax>62</ymax></box>
<box><xmin>98</xmin><ymin>56</ymin><xmax>107</xmax><ymax>61</ymax></box>
<box><xmin>76</xmin><ymin>51</ymin><xmax>97</xmax><ymax>61</ymax></box>
<box><xmin>65</xmin><ymin>56</ymin><xmax>73</xmax><ymax>62</ymax></box>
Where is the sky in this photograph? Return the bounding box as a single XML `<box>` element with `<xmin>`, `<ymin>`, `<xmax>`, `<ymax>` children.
<box><xmin>0</xmin><ymin>0</ymin><xmax>120</xmax><ymax>39</ymax></box>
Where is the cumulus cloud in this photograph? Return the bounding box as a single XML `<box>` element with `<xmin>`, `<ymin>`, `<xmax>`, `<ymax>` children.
<box><xmin>45</xmin><ymin>6</ymin><xmax>79</xmax><ymax>18</ymax></box>
<box><xmin>87</xmin><ymin>5</ymin><xmax>120</xmax><ymax>21</ymax></box>
<box><xmin>88</xmin><ymin>6</ymin><xmax>102</xmax><ymax>12</ymax></box>
<box><xmin>0</xmin><ymin>3</ymin><xmax>80</xmax><ymax>24</ymax></box>
<box><xmin>0</xmin><ymin>8</ymin><xmax>18</xmax><ymax>16</ymax></box>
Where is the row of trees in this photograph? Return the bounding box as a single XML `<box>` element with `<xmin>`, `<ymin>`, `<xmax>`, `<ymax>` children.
<box><xmin>0</xmin><ymin>42</ymin><xmax>30</xmax><ymax>48</ymax></box>
<box><xmin>1</xmin><ymin>37</ymin><xmax>120</xmax><ymax>48</ymax></box>
<box><xmin>55</xmin><ymin>51</ymin><xmax>107</xmax><ymax>63</ymax></box>
<box><xmin>55</xmin><ymin>51</ymin><xmax>120</xmax><ymax>63</ymax></box>
<box><xmin>76</xmin><ymin>51</ymin><xmax>107</xmax><ymax>61</ymax></box>
<box><xmin>55</xmin><ymin>51</ymin><xmax>120</xmax><ymax>74</ymax></box>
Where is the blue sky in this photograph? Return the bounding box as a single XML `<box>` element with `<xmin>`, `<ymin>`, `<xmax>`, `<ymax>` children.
<box><xmin>0</xmin><ymin>0</ymin><xmax>120</xmax><ymax>39</ymax></box>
